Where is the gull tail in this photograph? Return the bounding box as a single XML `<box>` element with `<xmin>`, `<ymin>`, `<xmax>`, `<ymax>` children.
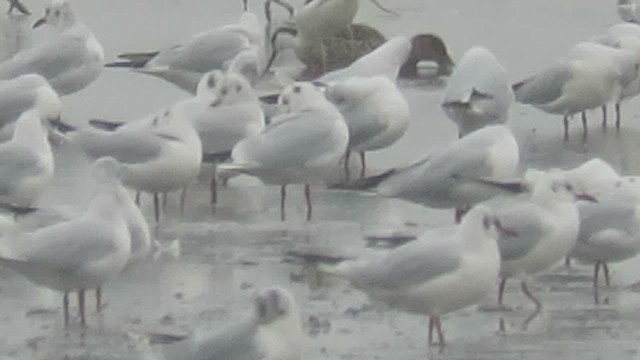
<box><xmin>50</xmin><ymin>119</ymin><xmax>76</xmax><ymax>133</ymax></box>
<box><xmin>89</xmin><ymin>119</ymin><xmax>124</xmax><ymax>131</ymax></box>
<box><xmin>202</xmin><ymin>151</ymin><xmax>232</xmax><ymax>163</ymax></box>
<box><xmin>105</xmin><ymin>51</ymin><xmax>159</xmax><ymax>68</ymax></box>
<box><xmin>331</xmin><ymin>168</ymin><xmax>396</xmax><ymax>190</ymax></box>
<box><xmin>453</xmin><ymin>174</ymin><xmax>528</xmax><ymax>194</ymax></box>
<box><xmin>285</xmin><ymin>249</ymin><xmax>350</xmax><ymax>265</ymax></box>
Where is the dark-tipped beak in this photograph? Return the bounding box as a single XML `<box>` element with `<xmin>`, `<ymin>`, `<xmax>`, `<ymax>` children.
<box><xmin>209</xmin><ymin>97</ymin><xmax>222</xmax><ymax>108</ymax></box>
<box><xmin>495</xmin><ymin>219</ymin><xmax>518</xmax><ymax>237</ymax></box>
<box><xmin>575</xmin><ymin>193</ymin><xmax>598</xmax><ymax>203</ymax></box>
<box><xmin>32</xmin><ymin>17</ymin><xmax>46</xmax><ymax>29</ymax></box>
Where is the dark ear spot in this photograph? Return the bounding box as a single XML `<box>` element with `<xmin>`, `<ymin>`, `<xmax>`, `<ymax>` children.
<box><xmin>257</xmin><ymin>298</ymin><xmax>267</xmax><ymax>319</ymax></box>
<box><xmin>151</xmin><ymin>117</ymin><xmax>159</xmax><ymax>126</ymax></box>
<box><xmin>55</xmin><ymin>9</ymin><xmax>60</xmax><ymax>16</ymax></box>
<box><xmin>207</xmin><ymin>75</ymin><xmax>216</xmax><ymax>89</ymax></box>
<box><xmin>293</xmin><ymin>85</ymin><xmax>301</xmax><ymax>94</ymax></box>
<box><xmin>236</xmin><ymin>84</ymin><xmax>242</xmax><ymax>92</ymax></box>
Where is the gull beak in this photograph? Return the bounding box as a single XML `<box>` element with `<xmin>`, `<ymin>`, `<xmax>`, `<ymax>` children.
<box><xmin>32</xmin><ymin>17</ymin><xmax>46</xmax><ymax>29</ymax></box>
<box><xmin>495</xmin><ymin>219</ymin><xmax>518</xmax><ymax>237</ymax></box>
<box><xmin>575</xmin><ymin>193</ymin><xmax>598</xmax><ymax>203</ymax></box>
<box><xmin>209</xmin><ymin>97</ymin><xmax>222</xmax><ymax>108</ymax></box>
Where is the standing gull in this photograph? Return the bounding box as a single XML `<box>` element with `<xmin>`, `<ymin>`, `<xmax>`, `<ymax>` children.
<box><xmin>0</xmin><ymin>0</ymin><xmax>104</xmax><ymax>95</ymax></box>
<box><xmin>320</xmin><ymin>205</ymin><xmax>505</xmax><ymax>346</ymax></box>
<box><xmin>218</xmin><ymin>82</ymin><xmax>349</xmax><ymax>221</ymax></box>
<box><xmin>347</xmin><ymin>125</ymin><xmax>519</xmax><ymax>222</ymax></box>
<box><xmin>324</xmin><ymin>75</ymin><xmax>410</xmax><ymax>180</ymax></box>
<box><xmin>494</xmin><ymin>172</ymin><xmax>596</xmax><ymax>310</ymax></box>
<box><xmin>195</xmin><ymin>72</ymin><xmax>265</xmax><ymax>206</ymax></box>
<box><xmin>0</xmin><ymin>157</ymin><xmax>131</xmax><ymax>326</ymax></box>
<box><xmin>441</xmin><ymin>46</ymin><xmax>513</xmax><ymax>137</ymax></box>
<box><xmin>107</xmin><ymin>10</ymin><xmax>264</xmax><ymax>93</ymax></box>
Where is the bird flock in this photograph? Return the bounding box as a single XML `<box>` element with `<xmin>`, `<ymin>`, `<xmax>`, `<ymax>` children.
<box><xmin>1</xmin><ymin>0</ymin><xmax>640</xmax><ymax>358</ymax></box>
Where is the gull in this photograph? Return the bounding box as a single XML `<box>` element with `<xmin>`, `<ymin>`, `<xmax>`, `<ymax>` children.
<box><xmin>512</xmin><ymin>43</ymin><xmax>630</xmax><ymax>140</ymax></box>
<box><xmin>60</xmin><ymin>96</ymin><xmax>204</xmax><ymax>223</ymax></box>
<box><xmin>441</xmin><ymin>46</ymin><xmax>513</xmax><ymax>137</ymax></box>
<box><xmin>320</xmin><ymin>205</ymin><xmax>505</xmax><ymax>346</ymax></box>
<box><xmin>0</xmin><ymin>73</ymin><xmax>60</xmax><ymax>141</ymax></box>
<box><xmin>397</xmin><ymin>34</ymin><xmax>455</xmax><ymax>79</ymax></box>
<box><xmin>323</xmin><ymin>75</ymin><xmax>410</xmax><ymax>180</ymax></box>
<box><xmin>524</xmin><ymin>158</ymin><xmax>621</xmax><ymax>197</ymax></box>
<box><xmin>570</xmin><ymin>183</ymin><xmax>640</xmax><ymax>303</ymax></box>
<box><xmin>348</xmin><ymin>125</ymin><xmax>519</xmax><ymax>222</ymax></box>
<box><xmin>106</xmin><ymin>10</ymin><xmax>265</xmax><ymax>93</ymax></box>
<box><xmin>161</xmin><ymin>287</ymin><xmax>305</xmax><ymax>360</ymax></box>
<box><xmin>494</xmin><ymin>171</ymin><xmax>596</xmax><ymax>310</ymax></box>
<box><xmin>194</xmin><ymin>71</ymin><xmax>265</xmax><ymax>206</ymax></box>
<box><xmin>0</xmin><ymin>0</ymin><xmax>104</xmax><ymax>95</ymax></box>
<box><xmin>218</xmin><ymin>82</ymin><xmax>349</xmax><ymax>221</ymax></box>
<box><xmin>0</xmin><ymin>100</ymin><xmax>56</xmax><ymax>211</ymax></box>
<box><xmin>0</xmin><ymin>3</ymin><xmax>32</xmax><ymax>62</ymax></box>
<box><xmin>595</xmin><ymin>25</ymin><xmax>640</xmax><ymax>129</ymax></box>
<box><xmin>0</xmin><ymin>156</ymin><xmax>131</xmax><ymax>327</ymax></box>
<box><xmin>619</xmin><ymin>0</ymin><xmax>640</xmax><ymax>23</ymax></box>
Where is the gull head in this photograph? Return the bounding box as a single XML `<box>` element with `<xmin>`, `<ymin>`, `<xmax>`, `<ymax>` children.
<box><xmin>209</xmin><ymin>72</ymin><xmax>255</xmax><ymax>107</ymax></box>
<box><xmin>195</xmin><ymin>70</ymin><xmax>225</xmax><ymax>99</ymax></box>
<box><xmin>277</xmin><ymin>82</ymin><xmax>325</xmax><ymax>113</ymax></box>
<box><xmin>33</xmin><ymin>0</ymin><xmax>76</xmax><ymax>30</ymax></box>
<box><xmin>93</xmin><ymin>157</ymin><xmax>125</xmax><ymax>185</ymax></box>
<box><xmin>254</xmin><ymin>287</ymin><xmax>301</xmax><ymax>327</ymax></box>
<box><xmin>533</xmin><ymin>172</ymin><xmax>597</xmax><ymax>204</ymax></box>
<box><xmin>463</xmin><ymin>205</ymin><xmax>517</xmax><ymax>240</ymax></box>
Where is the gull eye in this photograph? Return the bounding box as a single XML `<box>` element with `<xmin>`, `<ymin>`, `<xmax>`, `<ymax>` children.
<box><xmin>207</xmin><ymin>76</ymin><xmax>216</xmax><ymax>89</ymax></box>
<box><xmin>483</xmin><ymin>216</ymin><xmax>491</xmax><ymax>230</ymax></box>
<box><xmin>293</xmin><ymin>85</ymin><xmax>301</xmax><ymax>94</ymax></box>
<box><xmin>565</xmin><ymin>183</ymin><xmax>574</xmax><ymax>192</ymax></box>
<box><xmin>220</xmin><ymin>87</ymin><xmax>228</xmax><ymax>96</ymax></box>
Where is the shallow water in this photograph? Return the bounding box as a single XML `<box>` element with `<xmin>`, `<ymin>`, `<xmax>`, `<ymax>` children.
<box><xmin>2</xmin><ymin>0</ymin><xmax>640</xmax><ymax>359</ymax></box>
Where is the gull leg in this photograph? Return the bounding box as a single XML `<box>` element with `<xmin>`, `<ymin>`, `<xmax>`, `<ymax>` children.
<box><xmin>135</xmin><ymin>192</ymin><xmax>141</xmax><ymax>206</ymax></box>
<box><xmin>162</xmin><ymin>192</ymin><xmax>167</xmax><ymax>212</ymax></box>
<box><xmin>603</xmin><ymin>262</ymin><xmax>611</xmax><ymax>286</ymax></box>
<box><xmin>581</xmin><ymin>111</ymin><xmax>587</xmax><ymax>138</ymax></box>
<box><xmin>153</xmin><ymin>192</ymin><xmax>160</xmax><ymax>223</ymax></box>
<box><xmin>594</xmin><ymin>262</ymin><xmax>601</xmax><ymax>304</ymax></box>
<box><xmin>95</xmin><ymin>287</ymin><xmax>102</xmax><ymax>312</ymax></box>
<box><xmin>521</xmin><ymin>281</ymin><xmax>541</xmax><ymax>311</ymax></box>
<box><xmin>565</xmin><ymin>257</ymin><xmax>571</xmax><ymax>267</ymax></box>
<box><xmin>63</xmin><ymin>292</ymin><xmax>69</xmax><ymax>327</ymax></box>
<box><xmin>563</xmin><ymin>115</ymin><xmax>569</xmax><ymax>141</ymax></box>
<box><xmin>601</xmin><ymin>105</ymin><xmax>607</xmax><ymax>129</ymax></box>
<box><xmin>210</xmin><ymin>165</ymin><xmax>218</xmax><ymax>206</ymax></box>
<box><xmin>344</xmin><ymin>150</ymin><xmax>351</xmax><ymax>183</ymax></box>
<box><xmin>497</xmin><ymin>277</ymin><xmax>507</xmax><ymax>306</ymax></box>
<box><xmin>305</xmin><ymin>183</ymin><xmax>312</xmax><ymax>221</ymax></box>
<box><xmin>615</xmin><ymin>102</ymin><xmax>621</xmax><ymax>131</ymax></box>
<box><xmin>435</xmin><ymin>316</ymin><xmax>445</xmax><ymax>347</ymax></box>
<box><xmin>280</xmin><ymin>185</ymin><xmax>287</xmax><ymax>221</ymax></box>
<box><xmin>78</xmin><ymin>290</ymin><xmax>86</xmax><ymax>327</ymax></box>
<box><xmin>180</xmin><ymin>187</ymin><xmax>187</xmax><ymax>217</ymax></box>
<box><xmin>359</xmin><ymin>152</ymin><xmax>366</xmax><ymax>179</ymax></box>
<box><xmin>428</xmin><ymin>316</ymin><xmax>434</xmax><ymax>345</ymax></box>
